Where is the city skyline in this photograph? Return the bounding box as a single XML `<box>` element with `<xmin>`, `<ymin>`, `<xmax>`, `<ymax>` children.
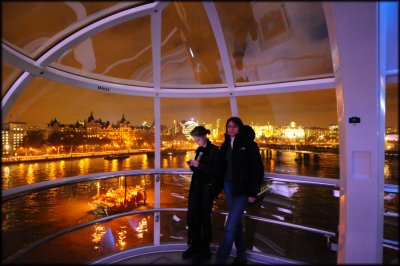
<box><xmin>3</xmin><ymin>79</ymin><xmax>398</xmax><ymax>129</ymax></box>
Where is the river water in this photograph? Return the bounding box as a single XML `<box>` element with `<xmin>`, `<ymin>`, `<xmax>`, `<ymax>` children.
<box><xmin>1</xmin><ymin>150</ymin><xmax>398</xmax><ymax>264</ymax></box>
<box><xmin>2</xmin><ymin>149</ymin><xmax>398</xmax><ymax>189</ymax></box>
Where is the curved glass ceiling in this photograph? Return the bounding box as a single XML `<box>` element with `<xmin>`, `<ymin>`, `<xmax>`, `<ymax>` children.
<box><xmin>2</xmin><ymin>62</ymin><xmax>22</xmax><ymax>98</ymax></box>
<box><xmin>2</xmin><ymin>1</ymin><xmax>333</xmax><ymax>92</ymax></box>
<box><xmin>2</xmin><ymin>2</ymin><xmax>139</xmax><ymax>58</ymax></box>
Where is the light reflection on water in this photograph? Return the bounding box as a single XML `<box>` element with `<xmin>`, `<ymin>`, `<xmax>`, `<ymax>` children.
<box><xmin>1</xmin><ymin>151</ymin><xmax>399</xmax><ymax>190</ymax></box>
<box><xmin>2</xmin><ymin>166</ymin><xmax>10</xmax><ymax>188</ymax></box>
<box><xmin>79</xmin><ymin>158</ymin><xmax>91</xmax><ymax>176</ymax></box>
<box><xmin>47</xmin><ymin>162</ymin><xmax>56</xmax><ymax>180</ymax></box>
<box><xmin>58</xmin><ymin>160</ymin><xmax>65</xmax><ymax>179</ymax></box>
<box><xmin>26</xmin><ymin>164</ymin><xmax>37</xmax><ymax>185</ymax></box>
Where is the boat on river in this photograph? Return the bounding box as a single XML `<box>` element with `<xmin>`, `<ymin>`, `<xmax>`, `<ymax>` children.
<box><xmin>104</xmin><ymin>153</ymin><xmax>130</xmax><ymax>160</ymax></box>
<box><xmin>89</xmin><ymin>185</ymin><xmax>147</xmax><ymax>216</ymax></box>
<box><xmin>161</xmin><ymin>148</ymin><xmax>187</xmax><ymax>156</ymax></box>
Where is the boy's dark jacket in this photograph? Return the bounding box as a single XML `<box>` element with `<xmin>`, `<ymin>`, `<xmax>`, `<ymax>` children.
<box><xmin>215</xmin><ymin>125</ymin><xmax>264</xmax><ymax>198</ymax></box>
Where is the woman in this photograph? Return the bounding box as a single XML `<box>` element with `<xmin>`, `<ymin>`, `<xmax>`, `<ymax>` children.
<box><xmin>215</xmin><ymin>117</ymin><xmax>264</xmax><ymax>264</ymax></box>
<box><xmin>182</xmin><ymin>125</ymin><xmax>220</xmax><ymax>264</ymax></box>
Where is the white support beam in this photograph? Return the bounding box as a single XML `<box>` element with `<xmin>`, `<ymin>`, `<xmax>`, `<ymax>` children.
<box><xmin>324</xmin><ymin>2</ymin><xmax>384</xmax><ymax>263</ymax></box>
<box><xmin>151</xmin><ymin>6</ymin><xmax>162</xmax><ymax>90</ymax></box>
<box><xmin>38</xmin><ymin>2</ymin><xmax>158</xmax><ymax>66</ymax></box>
<box><xmin>203</xmin><ymin>1</ymin><xmax>235</xmax><ymax>90</ymax></box>
<box><xmin>1</xmin><ymin>72</ymin><xmax>35</xmax><ymax>120</ymax></box>
<box><xmin>230</xmin><ymin>95</ymin><xmax>238</xmax><ymax>117</ymax></box>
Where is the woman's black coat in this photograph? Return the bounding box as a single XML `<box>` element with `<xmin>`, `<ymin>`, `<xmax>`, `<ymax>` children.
<box><xmin>217</xmin><ymin>129</ymin><xmax>264</xmax><ymax>198</ymax></box>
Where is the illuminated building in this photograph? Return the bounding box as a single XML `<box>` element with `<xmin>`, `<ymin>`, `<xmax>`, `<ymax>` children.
<box><xmin>1</xmin><ymin>122</ymin><xmax>26</xmax><ymax>156</ymax></box>
<box><xmin>181</xmin><ymin>120</ymin><xmax>199</xmax><ymax>139</ymax></box>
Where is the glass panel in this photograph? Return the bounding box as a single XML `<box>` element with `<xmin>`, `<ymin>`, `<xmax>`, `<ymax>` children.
<box><xmin>235</xmin><ymin>181</ymin><xmax>338</xmax><ymax>264</ymax></box>
<box><xmin>213</xmin><ymin>181</ymin><xmax>340</xmax><ymax>264</ymax></box>
<box><xmin>160</xmin><ymin>174</ymin><xmax>191</xmax><ymax>209</ymax></box>
<box><xmin>383</xmin><ymin>188</ymin><xmax>399</xmax><ymax>264</ymax></box>
<box><xmin>112</xmin><ymin>175</ymin><xmax>338</xmax><ymax>263</ymax></box>
<box><xmin>1</xmin><ymin>175</ymin><xmax>153</xmax><ymax>261</ymax></box>
<box><xmin>383</xmin><ymin>80</ymin><xmax>399</xmax><ymax>264</ymax></box>
<box><xmin>215</xmin><ymin>2</ymin><xmax>333</xmax><ymax>85</ymax></box>
<box><xmin>237</xmin><ymin>89</ymin><xmax>339</xmax><ymax>179</ymax></box>
<box><xmin>160</xmin><ymin>211</ymin><xmax>188</xmax><ymax>244</ymax></box>
<box><xmin>2</xmin><ymin>1</ymin><xmax>121</xmax><ymax>58</ymax></box>
<box><xmin>385</xmin><ymin>2</ymin><xmax>398</xmax><ymax>72</ymax></box>
<box><xmin>240</xmin><ymin>217</ymin><xmax>336</xmax><ymax>263</ymax></box>
<box><xmin>2</xmin><ymin>174</ymin><xmax>339</xmax><ymax>264</ymax></box>
<box><xmin>2</xmin><ymin>62</ymin><xmax>23</xmax><ymax>98</ymax></box>
<box><xmin>159</xmin><ymin>97</ymin><xmax>231</xmax><ymax>169</ymax></box>
<box><xmin>50</xmin><ymin>15</ymin><xmax>153</xmax><ymax>86</ymax></box>
<box><xmin>1</xmin><ymin>77</ymin><xmax>154</xmax><ymax>188</ymax></box>
<box><xmin>384</xmin><ymin>82</ymin><xmax>399</xmax><ymax>184</ymax></box>
<box><xmin>160</xmin><ymin>2</ymin><xmax>226</xmax><ymax>88</ymax></box>
<box><xmin>6</xmin><ymin>214</ymin><xmax>153</xmax><ymax>264</ymax></box>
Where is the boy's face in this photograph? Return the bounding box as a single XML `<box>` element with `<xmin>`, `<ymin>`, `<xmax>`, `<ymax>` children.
<box><xmin>193</xmin><ymin>136</ymin><xmax>207</xmax><ymax>147</ymax></box>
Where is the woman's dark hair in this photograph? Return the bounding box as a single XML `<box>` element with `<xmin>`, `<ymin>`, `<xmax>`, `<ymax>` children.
<box><xmin>190</xmin><ymin>126</ymin><xmax>210</xmax><ymax>137</ymax></box>
<box><xmin>225</xmin><ymin>117</ymin><xmax>244</xmax><ymax>132</ymax></box>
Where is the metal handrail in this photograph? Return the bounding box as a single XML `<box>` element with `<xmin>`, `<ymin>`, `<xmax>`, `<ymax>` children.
<box><xmin>384</xmin><ymin>183</ymin><xmax>399</xmax><ymax>193</ymax></box>
<box><xmin>2</xmin><ymin>169</ymin><xmax>341</xmax><ymax>201</ymax></box>
<box><xmin>265</xmin><ymin>175</ymin><xmax>339</xmax><ymax>188</ymax></box>
<box><xmin>2</xmin><ymin>169</ymin><xmax>397</xmax><ymax>263</ymax></box>
<box><xmin>383</xmin><ymin>239</ymin><xmax>400</xmax><ymax>250</ymax></box>
<box><xmin>3</xmin><ymin>207</ymin><xmax>336</xmax><ymax>264</ymax></box>
<box><xmin>1</xmin><ymin>168</ymin><xmax>191</xmax><ymax>201</ymax></box>
<box><xmin>2</xmin><ymin>208</ymin><xmax>185</xmax><ymax>264</ymax></box>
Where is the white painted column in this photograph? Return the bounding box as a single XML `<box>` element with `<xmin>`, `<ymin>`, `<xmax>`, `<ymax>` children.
<box><xmin>152</xmin><ymin>9</ymin><xmax>161</xmax><ymax>246</ymax></box>
<box><xmin>230</xmin><ymin>95</ymin><xmax>238</xmax><ymax>117</ymax></box>
<box><xmin>324</xmin><ymin>2</ymin><xmax>384</xmax><ymax>263</ymax></box>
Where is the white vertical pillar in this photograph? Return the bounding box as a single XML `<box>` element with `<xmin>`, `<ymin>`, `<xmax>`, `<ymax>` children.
<box><xmin>152</xmin><ymin>9</ymin><xmax>162</xmax><ymax>246</ymax></box>
<box><xmin>324</xmin><ymin>2</ymin><xmax>384</xmax><ymax>263</ymax></box>
<box><xmin>230</xmin><ymin>95</ymin><xmax>238</xmax><ymax>117</ymax></box>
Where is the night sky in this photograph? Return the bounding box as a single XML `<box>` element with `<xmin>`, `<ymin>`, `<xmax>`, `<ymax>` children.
<box><xmin>4</xmin><ymin>78</ymin><xmax>398</xmax><ymax>129</ymax></box>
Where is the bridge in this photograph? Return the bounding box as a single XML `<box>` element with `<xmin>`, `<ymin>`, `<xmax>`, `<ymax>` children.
<box><xmin>260</xmin><ymin>148</ymin><xmax>325</xmax><ymax>162</ymax></box>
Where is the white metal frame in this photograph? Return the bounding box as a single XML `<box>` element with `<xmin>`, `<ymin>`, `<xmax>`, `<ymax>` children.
<box><xmin>324</xmin><ymin>2</ymin><xmax>386</xmax><ymax>263</ymax></box>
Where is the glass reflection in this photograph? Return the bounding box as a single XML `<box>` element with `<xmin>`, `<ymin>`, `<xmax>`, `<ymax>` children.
<box><xmin>116</xmin><ymin>225</ymin><xmax>127</xmax><ymax>249</ymax></box>
<box><xmin>2</xmin><ymin>62</ymin><xmax>23</xmax><ymax>98</ymax></box>
<box><xmin>237</xmin><ymin>90</ymin><xmax>340</xmax><ymax>178</ymax></box>
<box><xmin>129</xmin><ymin>217</ymin><xmax>148</xmax><ymax>239</ymax></box>
<box><xmin>2</xmin><ymin>2</ymin><xmax>120</xmax><ymax>58</ymax></box>
<box><xmin>7</xmin><ymin>212</ymin><xmax>152</xmax><ymax>263</ymax></box>
<box><xmin>52</xmin><ymin>16</ymin><xmax>153</xmax><ymax>85</ymax></box>
<box><xmin>215</xmin><ymin>2</ymin><xmax>332</xmax><ymax>84</ymax></box>
<box><xmin>161</xmin><ymin>2</ymin><xmax>225</xmax><ymax>87</ymax></box>
<box><xmin>384</xmin><ymin>192</ymin><xmax>399</xmax><ymax>214</ymax></box>
<box><xmin>91</xmin><ymin>224</ymin><xmax>106</xmax><ymax>250</ymax></box>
